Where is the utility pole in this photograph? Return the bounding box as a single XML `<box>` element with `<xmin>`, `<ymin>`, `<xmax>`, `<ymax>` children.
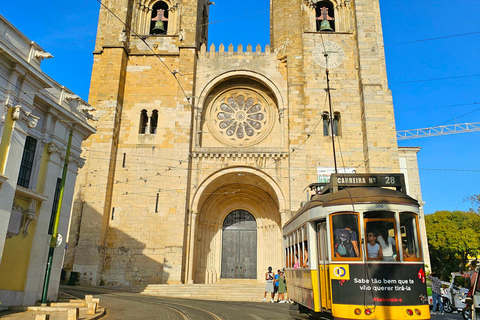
<box><xmin>325</xmin><ymin>67</ymin><xmax>338</xmax><ymax>173</ymax></box>
<box><xmin>41</xmin><ymin>129</ymin><xmax>73</xmax><ymax>304</ymax></box>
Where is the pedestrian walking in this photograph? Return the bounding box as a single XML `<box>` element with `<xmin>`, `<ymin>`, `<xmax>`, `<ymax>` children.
<box><xmin>428</xmin><ymin>271</ymin><xmax>444</xmax><ymax>314</ymax></box>
<box><xmin>274</xmin><ymin>270</ymin><xmax>280</xmax><ymax>302</ymax></box>
<box><xmin>277</xmin><ymin>270</ymin><xmax>287</xmax><ymax>303</ymax></box>
<box><xmin>263</xmin><ymin>266</ymin><xmax>275</xmax><ymax>303</ymax></box>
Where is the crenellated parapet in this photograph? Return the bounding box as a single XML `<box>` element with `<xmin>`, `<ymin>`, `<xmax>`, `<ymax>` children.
<box><xmin>199</xmin><ymin>43</ymin><xmax>273</xmax><ymax>55</ymax></box>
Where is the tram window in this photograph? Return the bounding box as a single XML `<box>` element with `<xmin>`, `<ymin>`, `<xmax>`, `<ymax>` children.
<box><xmin>364</xmin><ymin>212</ymin><xmax>398</xmax><ymax>261</ymax></box>
<box><xmin>331</xmin><ymin>213</ymin><xmax>361</xmax><ymax>260</ymax></box>
<box><xmin>364</xmin><ymin>211</ymin><xmax>395</xmax><ymax>219</ymax></box>
<box><xmin>400</xmin><ymin>212</ymin><xmax>421</xmax><ymax>260</ymax></box>
<box><xmin>302</xmin><ymin>240</ymin><xmax>309</xmax><ymax>268</ymax></box>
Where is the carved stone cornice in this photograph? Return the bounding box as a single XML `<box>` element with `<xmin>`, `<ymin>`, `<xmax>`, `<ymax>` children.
<box><xmin>47</xmin><ymin>142</ymin><xmax>61</xmax><ymax>155</ymax></box>
<box><xmin>64</xmin><ymin>93</ymin><xmax>82</xmax><ymax>101</ymax></box>
<box><xmin>7</xmin><ymin>193</ymin><xmax>46</xmax><ymax>238</ymax></box>
<box><xmin>64</xmin><ymin>94</ymin><xmax>97</xmax><ymax>120</ymax></box>
<box><xmin>34</xmin><ymin>50</ymin><xmax>54</xmax><ymax>61</ymax></box>
<box><xmin>71</xmin><ymin>154</ymin><xmax>86</xmax><ymax>168</ymax></box>
<box><xmin>192</xmin><ymin>152</ymin><xmax>288</xmax><ymax>160</ymax></box>
<box><xmin>11</xmin><ymin>105</ymin><xmax>39</xmax><ymax>128</ymax></box>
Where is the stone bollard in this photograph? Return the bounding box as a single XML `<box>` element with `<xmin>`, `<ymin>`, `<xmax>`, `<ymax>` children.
<box><xmin>85</xmin><ymin>295</ymin><xmax>93</xmax><ymax>305</ymax></box>
<box><xmin>92</xmin><ymin>298</ymin><xmax>99</xmax><ymax>304</ymax></box>
<box><xmin>35</xmin><ymin>315</ymin><xmax>50</xmax><ymax>320</ymax></box>
<box><xmin>87</xmin><ymin>302</ymin><xmax>97</xmax><ymax>315</ymax></box>
<box><xmin>67</xmin><ymin>308</ymin><xmax>79</xmax><ymax>320</ymax></box>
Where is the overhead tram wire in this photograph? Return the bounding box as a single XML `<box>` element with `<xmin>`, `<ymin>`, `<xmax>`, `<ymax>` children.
<box><xmin>384</xmin><ymin>31</ymin><xmax>480</xmax><ymax>47</ymax></box>
<box><xmin>80</xmin><ymin>2</ymin><xmax>480</xmax><ymax>184</ymax></box>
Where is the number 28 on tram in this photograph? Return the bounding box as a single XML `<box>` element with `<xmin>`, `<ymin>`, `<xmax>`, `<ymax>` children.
<box><xmin>283</xmin><ymin>173</ymin><xmax>430</xmax><ymax>319</ymax></box>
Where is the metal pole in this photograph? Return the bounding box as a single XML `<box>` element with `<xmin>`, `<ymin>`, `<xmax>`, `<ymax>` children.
<box><xmin>41</xmin><ymin>129</ymin><xmax>73</xmax><ymax>304</ymax></box>
<box><xmin>325</xmin><ymin>68</ymin><xmax>338</xmax><ymax>173</ymax></box>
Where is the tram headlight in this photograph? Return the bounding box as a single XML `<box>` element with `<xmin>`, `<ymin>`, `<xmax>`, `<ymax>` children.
<box><xmin>406</xmin><ymin>309</ymin><xmax>414</xmax><ymax>316</ymax></box>
<box><xmin>354</xmin><ymin>308</ymin><xmax>361</xmax><ymax>315</ymax></box>
<box><xmin>364</xmin><ymin>308</ymin><xmax>372</xmax><ymax>316</ymax></box>
<box><xmin>414</xmin><ymin>309</ymin><xmax>421</xmax><ymax>315</ymax></box>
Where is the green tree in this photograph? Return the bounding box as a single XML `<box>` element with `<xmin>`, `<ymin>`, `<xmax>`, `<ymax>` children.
<box><xmin>425</xmin><ymin>210</ymin><xmax>480</xmax><ymax>280</ymax></box>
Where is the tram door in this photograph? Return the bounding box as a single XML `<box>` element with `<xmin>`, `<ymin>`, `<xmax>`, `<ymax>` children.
<box><xmin>221</xmin><ymin>210</ymin><xmax>257</xmax><ymax>279</ymax></box>
<box><xmin>317</xmin><ymin>222</ymin><xmax>332</xmax><ymax>309</ymax></box>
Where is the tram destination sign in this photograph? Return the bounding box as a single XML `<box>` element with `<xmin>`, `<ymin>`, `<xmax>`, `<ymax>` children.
<box><xmin>330</xmin><ymin>173</ymin><xmax>406</xmax><ymax>192</ymax></box>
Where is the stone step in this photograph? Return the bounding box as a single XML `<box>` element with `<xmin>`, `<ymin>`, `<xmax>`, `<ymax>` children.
<box><xmin>139</xmin><ymin>283</ymin><xmax>267</xmax><ymax>301</ymax></box>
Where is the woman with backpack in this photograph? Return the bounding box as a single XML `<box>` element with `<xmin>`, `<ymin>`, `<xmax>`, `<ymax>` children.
<box><xmin>333</xmin><ymin>226</ymin><xmax>359</xmax><ymax>257</ymax></box>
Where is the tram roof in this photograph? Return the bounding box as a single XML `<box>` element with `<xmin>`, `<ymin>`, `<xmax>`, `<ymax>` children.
<box><xmin>287</xmin><ymin>187</ymin><xmax>419</xmax><ymax>226</ymax></box>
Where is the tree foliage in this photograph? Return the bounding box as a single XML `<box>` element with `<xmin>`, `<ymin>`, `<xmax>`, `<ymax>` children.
<box><xmin>425</xmin><ymin>210</ymin><xmax>480</xmax><ymax>280</ymax></box>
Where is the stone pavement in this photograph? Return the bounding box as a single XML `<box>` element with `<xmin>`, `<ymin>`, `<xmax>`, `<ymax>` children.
<box><xmin>0</xmin><ymin>291</ymin><xmax>105</xmax><ymax>320</ymax></box>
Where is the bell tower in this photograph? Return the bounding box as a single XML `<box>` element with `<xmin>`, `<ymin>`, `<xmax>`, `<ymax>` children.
<box><xmin>69</xmin><ymin>0</ymin><xmax>210</xmax><ymax>285</ymax></box>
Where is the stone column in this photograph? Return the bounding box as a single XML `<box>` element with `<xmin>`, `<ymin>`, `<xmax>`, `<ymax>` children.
<box><xmin>185</xmin><ymin>210</ymin><xmax>197</xmax><ymax>283</ymax></box>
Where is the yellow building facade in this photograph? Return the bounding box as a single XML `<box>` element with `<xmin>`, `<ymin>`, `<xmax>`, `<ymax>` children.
<box><xmin>66</xmin><ymin>0</ymin><xmax>428</xmax><ymax>286</ymax></box>
<box><xmin>0</xmin><ymin>15</ymin><xmax>95</xmax><ymax>306</ymax></box>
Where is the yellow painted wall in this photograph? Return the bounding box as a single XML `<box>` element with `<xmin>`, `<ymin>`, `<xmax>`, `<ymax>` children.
<box><xmin>0</xmin><ymin>198</ymin><xmax>38</xmax><ymax>291</ymax></box>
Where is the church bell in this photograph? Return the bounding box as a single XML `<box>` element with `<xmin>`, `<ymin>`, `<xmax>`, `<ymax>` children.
<box><xmin>319</xmin><ymin>20</ymin><xmax>333</xmax><ymax>32</ymax></box>
<box><xmin>151</xmin><ymin>21</ymin><xmax>166</xmax><ymax>34</ymax></box>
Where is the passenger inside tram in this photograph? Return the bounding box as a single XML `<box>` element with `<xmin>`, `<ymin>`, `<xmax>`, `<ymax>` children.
<box><xmin>366</xmin><ymin>231</ymin><xmax>383</xmax><ymax>261</ymax></box>
<box><xmin>302</xmin><ymin>244</ymin><xmax>309</xmax><ymax>268</ymax></box>
<box><xmin>332</xmin><ymin>213</ymin><xmax>360</xmax><ymax>258</ymax></box>
<box><xmin>375</xmin><ymin>227</ymin><xmax>397</xmax><ymax>261</ymax></box>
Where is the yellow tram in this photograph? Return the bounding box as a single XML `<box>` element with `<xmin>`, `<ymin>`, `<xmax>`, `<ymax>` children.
<box><xmin>283</xmin><ymin>173</ymin><xmax>430</xmax><ymax>319</ymax></box>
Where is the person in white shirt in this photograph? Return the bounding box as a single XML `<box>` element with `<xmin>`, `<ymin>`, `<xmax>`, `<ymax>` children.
<box><xmin>366</xmin><ymin>232</ymin><xmax>383</xmax><ymax>261</ymax></box>
<box><xmin>375</xmin><ymin>228</ymin><xmax>396</xmax><ymax>261</ymax></box>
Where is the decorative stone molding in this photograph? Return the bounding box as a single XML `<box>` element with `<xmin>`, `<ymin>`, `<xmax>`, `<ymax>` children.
<box><xmin>192</xmin><ymin>152</ymin><xmax>288</xmax><ymax>160</ymax></box>
<box><xmin>64</xmin><ymin>93</ymin><xmax>82</xmax><ymax>101</ymax></box>
<box><xmin>11</xmin><ymin>105</ymin><xmax>39</xmax><ymax>128</ymax></box>
<box><xmin>64</xmin><ymin>93</ymin><xmax>97</xmax><ymax>120</ymax></box>
<box><xmin>72</xmin><ymin>154</ymin><xmax>86</xmax><ymax>168</ymax></box>
<box><xmin>47</xmin><ymin>142</ymin><xmax>61</xmax><ymax>155</ymax></box>
<box><xmin>303</xmin><ymin>0</ymin><xmax>316</xmax><ymax>9</ymax></box>
<box><xmin>34</xmin><ymin>50</ymin><xmax>53</xmax><ymax>61</ymax></box>
<box><xmin>6</xmin><ymin>200</ymin><xmax>38</xmax><ymax>238</ymax></box>
<box><xmin>0</xmin><ymin>173</ymin><xmax>9</xmax><ymax>185</ymax></box>
<box><xmin>119</xmin><ymin>29</ymin><xmax>128</xmax><ymax>43</ymax></box>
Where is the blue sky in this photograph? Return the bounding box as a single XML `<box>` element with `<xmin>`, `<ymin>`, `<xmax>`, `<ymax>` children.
<box><xmin>1</xmin><ymin>0</ymin><xmax>479</xmax><ymax>214</ymax></box>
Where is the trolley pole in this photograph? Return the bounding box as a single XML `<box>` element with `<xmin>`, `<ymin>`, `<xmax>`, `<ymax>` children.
<box><xmin>41</xmin><ymin>129</ymin><xmax>73</xmax><ymax>304</ymax></box>
<box><xmin>325</xmin><ymin>67</ymin><xmax>338</xmax><ymax>173</ymax></box>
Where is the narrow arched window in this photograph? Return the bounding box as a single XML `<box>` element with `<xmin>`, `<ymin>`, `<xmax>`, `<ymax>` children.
<box><xmin>150</xmin><ymin>1</ymin><xmax>169</xmax><ymax>35</ymax></box>
<box><xmin>333</xmin><ymin>112</ymin><xmax>341</xmax><ymax>136</ymax></box>
<box><xmin>322</xmin><ymin>112</ymin><xmax>330</xmax><ymax>136</ymax></box>
<box><xmin>150</xmin><ymin>110</ymin><xmax>158</xmax><ymax>134</ymax></box>
<box><xmin>139</xmin><ymin>109</ymin><xmax>148</xmax><ymax>134</ymax></box>
<box><xmin>316</xmin><ymin>1</ymin><xmax>335</xmax><ymax>32</ymax></box>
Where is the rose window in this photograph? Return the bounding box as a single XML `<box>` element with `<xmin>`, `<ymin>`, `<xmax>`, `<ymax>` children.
<box><xmin>214</xmin><ymin>94</ymin><xmax>267</xmax><ymax>142</ymax></box>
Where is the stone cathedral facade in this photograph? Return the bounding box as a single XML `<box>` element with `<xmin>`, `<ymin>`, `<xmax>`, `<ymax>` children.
<box><xmin>66</xmin><ymin>0</ymin><xmax>428</xmax><ymax>285</ymax></box>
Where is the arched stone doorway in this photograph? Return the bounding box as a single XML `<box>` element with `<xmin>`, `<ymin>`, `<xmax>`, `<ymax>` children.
<box><xmin>188</xmin><ymin>168</ymin><xmax>287</xmax><ymax>284</ymax></box>
<box><xmin>221</xmin><ymin>210</ymin><xmax>257</xmax><ymax>279</ymax></box>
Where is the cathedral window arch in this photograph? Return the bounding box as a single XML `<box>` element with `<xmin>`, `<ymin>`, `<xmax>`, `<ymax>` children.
<box><xmin>316</xmin><ymin>1</ymin><xmax>335</xmax><ymax>32</ymax></box>
<box><xmin>150</xmin><ymin>110</ymin><xmax>158</xmax><ymax>134</ymax></box>
<box><xmin>322</xmin><ymin>111</ymin><xmax>341</xmax><ymax>136</ymax></box>
<box><xmin>139</xmin><ymin>109</ymin><xmax>148</xmax><ymax>134</ymax></box>
<box><xmin>134</xmin><ymin>0</ymin><xmax>178</xmax><ymax>36</ymax></box>
<box><xmin>305</xmin><ymin>0</ymin><xmax>351</xmax><ymax>32</ymax></box>
<box><xmin>150</xmin><ymin>1</ymin><xmax>169</xmax><ymax>35</ymax></box>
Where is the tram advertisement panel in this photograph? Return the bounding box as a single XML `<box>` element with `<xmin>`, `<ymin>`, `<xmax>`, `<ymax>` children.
<box><xmin>330</xmin><ymin>264</ymin><xmax>428</xmax><ymax>306</ymax></box>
